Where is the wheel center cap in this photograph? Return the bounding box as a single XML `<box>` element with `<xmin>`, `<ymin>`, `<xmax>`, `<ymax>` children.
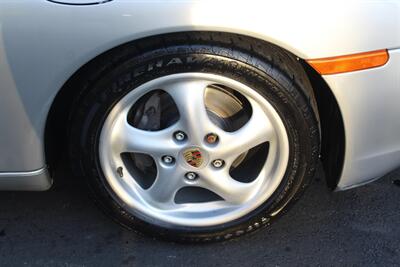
<box><xmin>182</xmin><ymin>147</ymin><xmax>205</xmax><ymax>168</ymax></box>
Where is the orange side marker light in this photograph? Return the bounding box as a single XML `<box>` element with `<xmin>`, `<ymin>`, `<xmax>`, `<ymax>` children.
<box><xmin>307</xmin><ymin>49</ymin><xmax>389</xmax><ymax>75</ymax></box>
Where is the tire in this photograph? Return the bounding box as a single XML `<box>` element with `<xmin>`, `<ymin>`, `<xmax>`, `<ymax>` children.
<box><xmin>69</xmin><ymin>33</ymin><xmax>319</xmax><ymax>243</ymax></box>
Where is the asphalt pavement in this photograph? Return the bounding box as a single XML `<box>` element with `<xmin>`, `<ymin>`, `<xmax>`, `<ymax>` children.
<box><xmin>0</xmin><ymin>163</ymin><xmax>399</xmax><ymax>266</ymax></box>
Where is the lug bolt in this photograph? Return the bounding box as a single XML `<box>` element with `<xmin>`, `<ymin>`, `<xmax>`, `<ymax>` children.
<box><xmin>174</xmin><ymin>131</ymin><xmax>186</xmax><ymax>141</ymax></box>
<box><xmin>212</xmin><ymin>159</ymin><xmax>224</xmax><ymax>168</ymax></box>
<box><xmin>205</xmin><ymin>133</ymin><xmax>219</xmax><ymax>144</ymax></box>
<box><xmin>185</xmin><ymin>172</ymin><xmax>198</xmax><ymax>181</ymax></box>
<box><xmin>162</xmin><ymin>155</ymin><xmax>175</xmax><ymax>164</ymax></box>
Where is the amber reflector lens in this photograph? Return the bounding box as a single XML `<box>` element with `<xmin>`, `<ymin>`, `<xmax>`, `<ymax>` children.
<box><xmin>307</xmin><ymin>49</ymin><xmax>389</xmax><ymax>75</ymax></box>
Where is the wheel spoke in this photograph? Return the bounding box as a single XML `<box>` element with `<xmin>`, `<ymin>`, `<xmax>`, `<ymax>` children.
<box><xmin>198</xmin><ymin>169</ymin><xmax>257</xmax><ymax>204</ymax></box>
<box><xmin>164</xmin><ymin>80</ymin><xmax>217</xmax><ymax>143</ymax></box>
<box><xmin>110</xmin><ymin>117</ymin><xmax>179</xmax><ymax>157</ymax></box>
<box><xmin>146</xmin><ymin>165</ymin><xmax>184</xmax><ymax>205</ymax></box>
<box><xmin>217</xmin><ymin>99</ymin><xmax>275</xmax><ymax>162</ymax></box>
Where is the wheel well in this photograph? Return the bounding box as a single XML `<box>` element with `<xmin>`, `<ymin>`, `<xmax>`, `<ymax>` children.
<box><xmin>301</xmin><ymin>62</ymin><xmax>345</xmax><ymax>188</ymax></box>
<box><xmin>45</xmin><ymin>31</ymin><xmax>345</xmax><ymax>188</ymax></box>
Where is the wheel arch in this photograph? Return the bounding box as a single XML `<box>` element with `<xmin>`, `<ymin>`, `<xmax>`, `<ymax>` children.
<box><xmin>45</xmin><ymin>31</ymin><xmax>345</xmax><ymax>188</ymax></box>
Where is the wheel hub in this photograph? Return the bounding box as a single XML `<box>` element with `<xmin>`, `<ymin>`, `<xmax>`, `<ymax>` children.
<box><xmin>182</xmin><ymin>147</ymin><xmax>206</xmax><ymax>168</ymax></box>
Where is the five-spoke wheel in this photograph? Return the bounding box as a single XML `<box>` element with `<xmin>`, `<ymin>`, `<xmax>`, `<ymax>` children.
<box><xmin>99</xmin><ymin>73</ymin><xmax>289</xmax><ymax>226</ymax></box>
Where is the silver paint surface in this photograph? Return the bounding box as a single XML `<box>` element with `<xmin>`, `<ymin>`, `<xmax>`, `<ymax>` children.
<box><xmin>0</xmin><ymin>168</ymin><xmax>51</xmax><ymax>191</ymax></box>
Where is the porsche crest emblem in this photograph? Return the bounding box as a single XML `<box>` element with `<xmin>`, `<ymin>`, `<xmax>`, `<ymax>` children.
<box><xmin>183</xmin><ymin>148</ymin><xmax>203</xmax><ymax>168</ymax></box>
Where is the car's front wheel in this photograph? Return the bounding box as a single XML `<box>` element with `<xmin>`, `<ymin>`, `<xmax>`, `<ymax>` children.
<box><xmin>69</xmin><ymin>33</ymin><xmax>319</xmax><ymax>242</ymax></box>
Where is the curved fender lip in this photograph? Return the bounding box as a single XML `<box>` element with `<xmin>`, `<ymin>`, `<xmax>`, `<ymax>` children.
<box><xmin>0</xmin><ymin>168</ymin><xmax>52</xmax><ymax>191</ymax></box>
<box><xmin>47</xmin><ymin>0</ymin><xmax>113</xmax><ymax>5</ymax></box>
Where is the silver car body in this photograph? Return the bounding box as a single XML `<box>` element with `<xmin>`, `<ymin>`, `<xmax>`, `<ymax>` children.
<box><xmin>0</xmin><ymin>0</ymin><xmax>399</xmax><ymax>190</ymax></box>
